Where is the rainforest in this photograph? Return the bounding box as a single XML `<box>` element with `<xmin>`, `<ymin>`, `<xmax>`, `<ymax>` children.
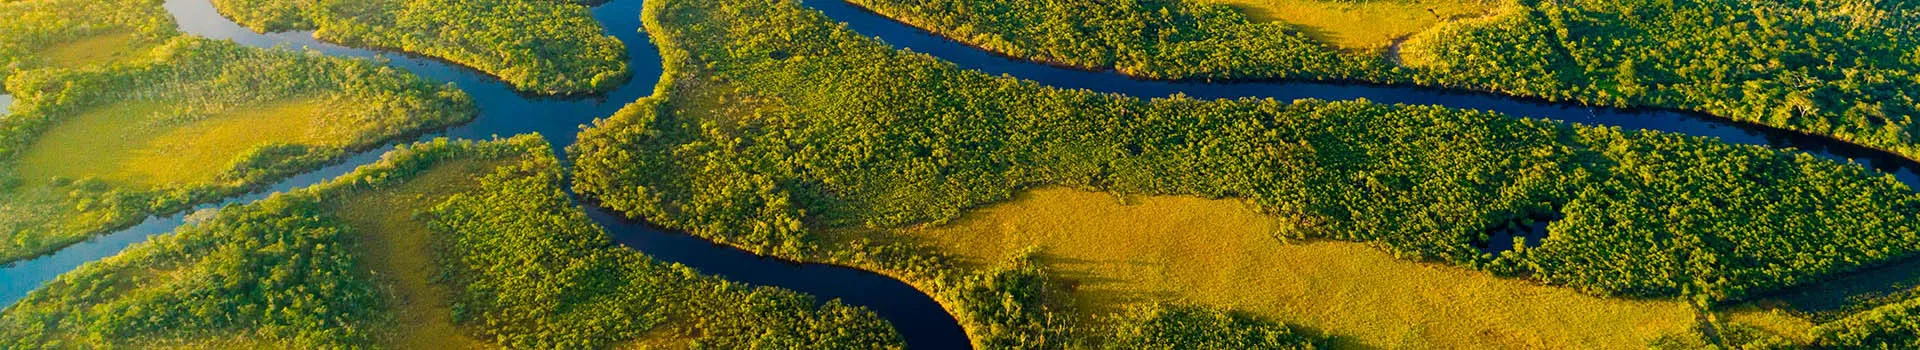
<box><xmin>4</xmin><ymin>0</ymin><xmax>1920</xmax><ymax>348</ymax></box>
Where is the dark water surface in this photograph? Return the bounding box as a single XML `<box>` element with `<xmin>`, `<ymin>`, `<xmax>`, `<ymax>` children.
<box><xmin>805</xmin><ymin>0</ymin><xmax>1920</xmax><ymax>189</ymax></box>
<box><xmin>5</xmin><ymin>0</ymin><xmax>1920</xmax><ymax>347</ymax></box>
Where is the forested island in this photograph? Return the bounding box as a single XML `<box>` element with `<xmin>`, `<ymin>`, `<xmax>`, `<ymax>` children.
<box><xmin>6</xmin><ymin>0</ymin><xmax>1920</xmax><ymax>348</ymax></box>
<box><xmin>0</xmin><ymin>0</ymin><xmax>473</xmax><ymax>264</ymax></box>
<box><xmin>0</xmin><ymin>136</ymin><xmax>902</xmax><ymax>348</ymax></box>
<box><xmin>570</xmin><ymin>0</ymin><xmax>1920</xmax><ymax>347</ymax></box>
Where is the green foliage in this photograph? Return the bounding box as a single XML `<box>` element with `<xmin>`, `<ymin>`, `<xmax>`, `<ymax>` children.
<box><xmin>1407</xmin><ymin>0</ymin><xmax>1920</xmax><ymax>160</ymax></box>
<box><xmin>843</xmin><ymin>0</ymin><xmax>1398</xmax><ymax>81</ymax></box>
<box><xmin>951</xmin><ymin>251</ymin><xmax>1076</xmax><ymax>349</ymax></box>
<box><xmin>1</xmin><ymin>135</ymin><xmax>904</xmax><ymax>348</ymax></box>
<box><xmin>0</xmin><ymin>192</ymin><xmax>385</xmax><ymax>348</ymax></box>
<box><xmin>0</xmin><ymin>0</ymin><xmax>177</xmax><ymax>80</ymax></box>
<box><xmin>1107</xmin><ymin>304</ymin><xmax>1317</xmax><ymax>349</ymax></box>
<box><xmin>844</xmin><ymin>0</ymin><xmax>1920</xmax><ymax>168</ymax></box>
<box><xmin>0</xmin><ymin>35</ymin><xmax>474</xmax><ymax>263</ymax></box>
<box><xmin>211</xmin><ymin>0</ymin><xmax>631</xmax><ymax>94</ymax></box>
<box><xmin>574</xmin><ymin>0</ymin><xmax>1920</xmax><ymax>321</ymax></box>
<box><xmin>1812</xmin><ymin>296</ymin><xmax>1920</xmax><ymax>348</ymax></box>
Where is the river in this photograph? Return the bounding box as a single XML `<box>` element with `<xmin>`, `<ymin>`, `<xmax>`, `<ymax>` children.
<box><xmin>3</xmin><ymin>0</ymin><xmax>1919</xmax><ymax>348</ymax></box>
<box><xmin>0</xmin><ymin>0</ymin><xmax>970</xmax><ymax>348</ymax></box>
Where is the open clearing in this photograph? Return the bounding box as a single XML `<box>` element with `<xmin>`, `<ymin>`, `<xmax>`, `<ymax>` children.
<box><xmin>16</xmin><ymin>98</ymin><xmax>337</xmax><ymax>188</ymax></box>
<box><xmin>1197</xmin><ymin>0</ymin><xmax>1500</xmax><ymax>50</ymax></box>
<box><xmin>900</xmin><ymin>188</ymin><xmax>1699</xmax><ymax>348</ymax></box>
<box><xmin>328</xmin><ymin>159</ymin><xmax>504</xmax><ymax>349</ymax></box>
<box><xmin>42</xmin><ymin>31</ymin><xmax>145</xmax><ymax>68</ymax></box>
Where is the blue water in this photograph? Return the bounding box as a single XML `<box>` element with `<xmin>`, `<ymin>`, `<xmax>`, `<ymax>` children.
<box><xmin>5</xmin><ymin>0</ymin><xmax>1920</xmax><ymax>348</ymax></box>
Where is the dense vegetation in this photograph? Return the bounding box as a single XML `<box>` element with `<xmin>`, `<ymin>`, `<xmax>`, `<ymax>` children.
<box><xmin>573</xmin><ymin>3</ymin><xmax>1920</xmax><ymax>346</ymax></box>
<box><xmin>0</xmin><ymin>135</ymin><xmax>903</xmax><ymax>349</ymax></box>
<box><xmin>842</xmin><ymin>0</ymin><xmax>1395</xmax><ymax>81</ymax></box>
<box><xmin>842</xmin><ymin>0</ymin><xmax>1920</xmax><ymax>163</ymax></box>
<box><xmin>0</xmin><ymin>0</ymin><xmax>177</xmax><ymax>81</ymax></box>
<box><xmin>1106</xmin><ymin>304</ymin><xmax>1317</xmax><ymax>349</ymax></box>
<box><xmin>1406</xmin><ymin>0</ymin><xmax>1920</xmax><ymax>161</ymax></box>
<box><xmin>211</xmin><ymin>0</ymin><xmax>630</xmax><ymax>94</ymax></box>
<box><xmin>0</xmin><ymin>36</ymin><xmax>473</xmax><ymax>263</ymax></box>
<box><xmin>1811</xmin><ymin>296</ymin><xmax>1920</xmax><ymax>348</ymax></box>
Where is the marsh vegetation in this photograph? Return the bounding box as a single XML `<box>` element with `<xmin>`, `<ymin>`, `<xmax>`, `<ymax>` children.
<box><xmin>571</xmin><ymin>0</ymin><xmax>1920</xmax><ymax>347</ymax></box>
<box><xmin>0</xmin><ymin>136</ymin><xmax>905</xmax><ymax>349</ymax></box>
<box><xmin>0</xmin><ymin>38</ymin><xmax>474</xmax><ymax>263</ymax></box>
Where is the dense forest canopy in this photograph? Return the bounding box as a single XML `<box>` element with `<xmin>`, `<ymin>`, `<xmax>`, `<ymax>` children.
<box><xmin>0</xmin><ymin>135</ymin><xmax>904</xmax><ymax>349</ymax></box>
<box><xmin>211</xmin><ymin>0</ymin><xmax>631</xmax><ymax>94</ymax></box>
<box><xmin>0</xmin><ymin>0</ymin><xmax>473</xmax><ymax>264</ymax></box>
<box><xmin>5</xmin><ymin>0</ymin><xmax>1920</xmax><ymax>347</ymax></box>
<box><xmin>0</xmin><ymin>0</ymin><xmax>177</xmax><ymax>83</ymax></box>
<box><xmin>571</xmin><ymin>0</ymin><xmax>1920</xmax><ymax>346</ymax></box>
<box><xmin>842</xmin><ymin>0</ymin><xmax>1920</xmax><ymax>165</ymax></box>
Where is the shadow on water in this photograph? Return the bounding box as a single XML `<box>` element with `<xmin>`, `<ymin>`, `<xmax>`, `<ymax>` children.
<box><xmin>10</xmin><ymin>0</ymin><xmax>1920</xmax><ymax>346</ymax></box>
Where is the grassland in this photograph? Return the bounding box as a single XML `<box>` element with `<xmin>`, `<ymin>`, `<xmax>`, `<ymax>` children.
<box><xmin>571</xmin><ymin>0</ymin><xmax>1920</xmax><ymax>346</ymax></box>
<box><xmin>0</xmin><ymin>36</ymin><xmax>475</xmax><ymax>264</ymax></box>
<box><xmin>15</xmin><ymin>98</ymin><xmax>342</xmax><ymax>188</ymax></box>
<box><xmin>1197</xmin><ymin>0</ymin><xmax>1501</xmax><ymax>50</ymax></box>
<box><xmin>40</xmin><ymin>32</ymin><xmax>147</xmax><ymax>69</ymax></box>
<box><xmin>893</xmin><ymin>188</ymin><xmax>1699</xmax><ymax>348</ymax></box>
<box><xmin>0</xmin><ymin>0</ymin><xmax>176</xmax><ymax>78</ymax></box>
<box><xmin>1</xmin><ymin>136</ymin><xmax>903</xmax><ymax>348</ymax></box>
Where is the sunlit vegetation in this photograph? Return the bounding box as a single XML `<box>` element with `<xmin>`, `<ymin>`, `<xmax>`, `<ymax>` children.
<box><xmin>327</xmin><ymin>158</ymin><xmax>504</xmax><ymax>348</ymax></box>
<box><xmin>1401</xmin><ymin>0</ymin><xmax>1920</xmax><ymax>159</ymax></box>
<box><xmin>17</xmin><ymin>99</ymin><xmax>346</xmax><ymax>187</ymax></box>
<box><xmin>895</xmin><ymin>188</ymin><xmax>1700</xmax><ymax>348</ymax></box>
<box><xmin>0</xmin><ymin>0</ymin><xmax>177</xmax><ymax>79</ymax></box>
<box><xmin>841</xmin><ymin>0</ymin><xmax>1398</xmax><ymax>80</ymax></box>
<box><xmin>1196</xmin><ymin>0</ymin><xmax>1500</xmax><ymax>50</ymax></box>
<box><xmin>1809</xmin><ymin>296</ymin><xmax>1920</xmax><ymax>348</ymax></box>
<box><xmin>843</xmin><ymin>0</ymin><xmax>1920</xmax><ymax>163</ymax></box>
<box><xmin>573</xmin><ymin>0</ymin><xmax>1920</xmax><ymax>346</ymax></box>
<box><xmin>211</xmin><ymin>0</ymin><xmax>630</xmax><ymax>94</ymax></box>
<box><xmin>0</xmin><ymin>36</ymin><xmax>475</xmax><ymax>263</ymax></box>
<box><xmin>0</xmin><ymin>135</ymin><xmax>904</xmax><ymax>349</ymax></box>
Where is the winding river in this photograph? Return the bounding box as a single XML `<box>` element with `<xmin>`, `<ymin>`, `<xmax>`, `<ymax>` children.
<box><xmin>3</xmin><ymin>0</ymin><xmax>1919</xmax><ymax>347</ymax></box>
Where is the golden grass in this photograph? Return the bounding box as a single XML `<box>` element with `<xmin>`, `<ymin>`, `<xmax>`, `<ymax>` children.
<box><xmin>1719</xmin><ymin>305</ymin><xmax>1818</xmax><ymax>345</ymax></box>
<box><xmin>328</xmin><ymin>159</ymin><xmax>505</xmax><ymax>350</ymax></box>
<box><xmin>16</xmin><ymin>98</ymin><xmax>337</xmax><ymax>188</ymax></box>
<box><xmin>900</xmin><ymin>188</ymin><xmax>1699</xmax><ymax>349</ymax></box>
<box><xmin>1197</xmin><ymin>0</ymin><xmax>1500</xmax><ymax>50</ymax></box>
<box><xmin>42</xmin><ymin>31</ymin><xmax>144</xmax><ymax>69</ymax></box>
<box><xmin>617</xmin><ymin>325</ymin><xmax>697</xmax><ymax>350</ymax></box>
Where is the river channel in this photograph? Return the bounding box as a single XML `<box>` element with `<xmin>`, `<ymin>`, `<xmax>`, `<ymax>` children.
<box><xmin>4</xmin><ymin>0</ymin><xmax>1919</xmax><ymax>348</ymax></box>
